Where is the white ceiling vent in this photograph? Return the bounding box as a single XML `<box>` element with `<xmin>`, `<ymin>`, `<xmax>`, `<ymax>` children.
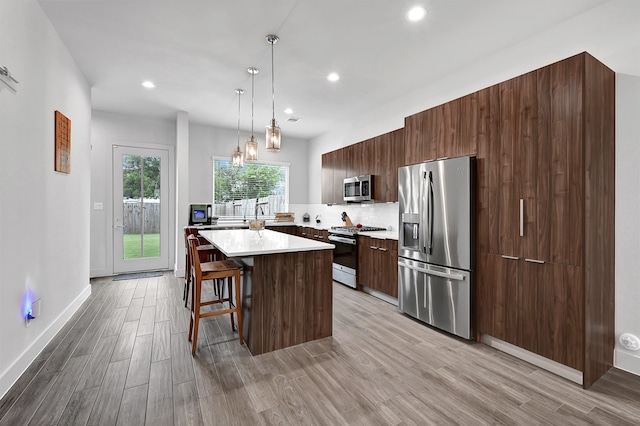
<box><xmin>287</xmin><ymin>116</ymin><xmax>301</xmax><ymax>123</ymax></box>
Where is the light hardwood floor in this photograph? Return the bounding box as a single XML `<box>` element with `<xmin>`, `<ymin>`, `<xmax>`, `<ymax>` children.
<box><xmin>1</xmin><ymin>271</ymin><xmax>640</xmax><ymax>425</ymax></box>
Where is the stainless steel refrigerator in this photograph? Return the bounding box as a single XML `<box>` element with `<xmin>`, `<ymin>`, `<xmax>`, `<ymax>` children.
<box><xmin>398</xmin><ymin>156</ymin><xmax>474</xmax><ymax>339</ymax></box>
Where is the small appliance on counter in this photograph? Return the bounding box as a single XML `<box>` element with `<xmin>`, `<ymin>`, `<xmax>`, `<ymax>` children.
<box><xmin>303</xmin><ymin>213</ymin><xmax>310</xmax><ymax>223</ymax></box>
<box><xmin>188</xmin><ymin>203</ymin><xmax>217</xmax><ymax>226</ymax></box>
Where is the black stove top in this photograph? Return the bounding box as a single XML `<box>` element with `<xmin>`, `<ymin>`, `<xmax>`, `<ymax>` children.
<box><xmin>329</xmin><ymin>225</ymin><xmax>387</xmax><ymax>235</ymax></box>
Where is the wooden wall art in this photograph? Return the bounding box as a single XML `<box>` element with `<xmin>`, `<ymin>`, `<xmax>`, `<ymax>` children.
<box><xmin>55</xmin><ymin>110</ymin><xmax>71</xmax><ymax>173</ymax></box>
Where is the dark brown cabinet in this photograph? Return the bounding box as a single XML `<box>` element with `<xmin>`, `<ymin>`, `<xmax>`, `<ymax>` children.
<box><xmin>267</xmin><ymin>225</ymin><xmax>299</xmax><ymax>236</ymax></box>
<box><xmin>321</xmin><ymin>149</ymin><xmax>346</xmax><ymax>205</ymax></box>
<box><xmin>477</xmin><ymin>253</ymin><xmax>584</xmax><ymax>372</ymax></box>
<box><xmin>358</xmin><ymin>236</ymin><xmax>398</xmax><ymax>298</ymax></box>
<box><xmin>321</xmin><ymin>128</ymin><xmax>403</xmax><ymax>204</ymax></box>
<box><xmin>475</xmin><ymin>52</ymin><xmax>615</xmax><ymax>388</ymax></box>
<box><xmin>404</xmin><ymin>109</ymin><xmax>437</xmax><ymax>165</ymax></box>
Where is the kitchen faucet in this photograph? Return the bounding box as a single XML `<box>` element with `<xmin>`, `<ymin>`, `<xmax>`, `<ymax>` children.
<box><xmin>255</xmin><ymin>198</ymin><xmax>269</xmax><ymax>220</ymax></box>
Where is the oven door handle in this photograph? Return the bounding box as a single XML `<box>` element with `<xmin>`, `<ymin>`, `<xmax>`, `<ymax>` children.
<box><xmin>328</xmin><ymin>235</ymin><xmax>357</xmax><ymax>245</ymax></box>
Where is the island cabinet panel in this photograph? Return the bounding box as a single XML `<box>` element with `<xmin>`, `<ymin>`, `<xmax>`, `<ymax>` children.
<box><xmin>246</xmin><ymin>249</ymin><xmax>333</xmax><ymax>355</ymax></box>
<box><xmin>474</xmin><ymin>52</ymin><xmax>614</xmax><ymax>388</ymax></box>
<box><xmin>266</xmin><ymin>225</ymin><xmax>298</xmax><ymax>235</ymax></box>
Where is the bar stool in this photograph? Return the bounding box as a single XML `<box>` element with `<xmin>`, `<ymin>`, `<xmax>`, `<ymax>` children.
<box><xmin>187</xmin><ymin>234</ymin><xmax>243</xmax><ymax>354</ymax></box>
<box><xmin>183</xmin><ymin>227</ymin><xmax>219</xmax><ymax>307</ymax></box>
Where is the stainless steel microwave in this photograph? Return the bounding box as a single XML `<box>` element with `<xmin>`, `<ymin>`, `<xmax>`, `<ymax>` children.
<box><xmin>344</xmin><ymin>175</ymin><xmax>373</xmax><ymax>202</ymax></box>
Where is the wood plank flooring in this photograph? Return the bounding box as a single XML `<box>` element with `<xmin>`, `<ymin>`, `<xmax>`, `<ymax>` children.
<box><xmin>1</xmin><ymin>271</ymin><xmax>640</xmax><ymax>425</ymax></box>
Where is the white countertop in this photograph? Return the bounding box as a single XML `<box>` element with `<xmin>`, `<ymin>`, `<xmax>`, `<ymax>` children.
<box><xmin>199</xmin><ymin>229</ymin><xmax>334</xmax><ymax>257</ymax></box>
<box><xmin>358</xmin><ymin>230</ymin><xmax>398</xmax><ymax>240</ymax></box>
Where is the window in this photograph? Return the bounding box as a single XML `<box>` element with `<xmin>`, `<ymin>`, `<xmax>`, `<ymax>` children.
<box><xmin>213</xmin><ymin>158</ymin><xmax>290</xmax><ymax>219</ymax></box>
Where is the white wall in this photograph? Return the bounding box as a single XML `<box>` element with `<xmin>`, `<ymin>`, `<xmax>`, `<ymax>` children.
<box><xmin>306</xmin><ymin>2</ymin><xmax>640</xmax><ymax>376</ymax></box>
<box><xmin>615</xmin><ymin>73</ymin><xmax>640</xmax><ymax>374</ymax></box>
<box><xmin>0</xmin><ymin>0</ymin><xmax>92</xmax><ymax>398</ymax></box>
<box><xmin>188</xmin><ymin>123</ymin><xmax>309</xmax><ymax>205</ymax></box>
<box><xmin>90</xmin><ymin>110</ymin><xmax>177</xmax><ymax>278</ymax></box>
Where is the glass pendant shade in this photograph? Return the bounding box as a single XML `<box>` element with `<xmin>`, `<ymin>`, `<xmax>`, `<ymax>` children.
<box><xmin>232</xmin><ymin>88</ymin><xmax>244</xmax><ymax>168</ymax></box>
<box><xmin>266</xmin><ymin>119</ymin><xmax>281</xmax><ymax>152</ymax></box>
<box><xmin>232</xmin><ymin>146</ymin><xmax>244</xmax><ymax>167</ymax></box>
<box><xmin>245</xmin><ymin>135</ymin><xmax>258</xmax><ymax>161</ymax></box>
<box><xmin>266</xmin><ymin>34</ymin><xmax>281</xmax><ymax>153</ymax></box>
<box><xmin>245</xmin><ymin>66</ymin><xmax>259</xmax><ymax>162</ymax></box>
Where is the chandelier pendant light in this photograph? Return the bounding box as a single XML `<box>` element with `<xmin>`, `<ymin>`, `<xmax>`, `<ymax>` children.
<box><xmin>232</xmin><ymin>88</ymin><xmax>245</xmax><ymax>168</ymax></box>
<box><xmin>245</xmin><ymin>67</ymin><xmax>259</xmax><ymax>161</ymax></box>
<box><xmin>265</xmin><ymin>34</ymin><xmax>281</xmax><ymax>152</ymax></box>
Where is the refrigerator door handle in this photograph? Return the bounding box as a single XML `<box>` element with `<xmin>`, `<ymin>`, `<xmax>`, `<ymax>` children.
<box><xmin>421</xmin><ymin>170</ymin><xmax>427</xmax><ymax>254</ymax></box>
<box><xmin>398</xmin><ymin>261</ymin><xmax>466</xmax><ymax>281</ymax></box>
<box><xmin>427</xmin><ymin>170</ymin><xmax>434</xmax><ymax>255</ymax></box>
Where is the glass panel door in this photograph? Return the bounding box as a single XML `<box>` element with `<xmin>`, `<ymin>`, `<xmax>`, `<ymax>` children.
<box><xmin>113</xmin><ymin>146</ymin><xmax>169</xmax><ymax>273</ymax></box>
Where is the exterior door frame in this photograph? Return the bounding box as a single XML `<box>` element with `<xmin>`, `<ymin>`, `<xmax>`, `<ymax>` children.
<box><xmin>112</xmin><ymin>145</ymin><xmax>170</xmax><ymax>273</ymax></box>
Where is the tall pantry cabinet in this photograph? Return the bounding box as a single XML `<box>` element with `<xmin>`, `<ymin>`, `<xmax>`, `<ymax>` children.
<box><xmin>475</xmin><ymin>52</ymin><xmax>615</xmax><ymax>389</ymax></box>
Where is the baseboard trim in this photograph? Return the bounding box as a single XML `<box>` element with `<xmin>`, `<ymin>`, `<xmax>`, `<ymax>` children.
<box><xmin>361</xmin><ymin>286</ymin><xmax>399</xmax><ymax>306</ymax></box>
<box><xmin>615</xmin><ymin>349</ymin><xmax>640</xmax><ymax>377</ymax></box>
<box><xmin>0</xmin><ymin>284</ymin><xmax>92</xmax><ymax>399</ymax></box>
<box><xmin>481</xmin><ymin>334</ymin><xmax>583</xmax><ymax>385</ymax></box>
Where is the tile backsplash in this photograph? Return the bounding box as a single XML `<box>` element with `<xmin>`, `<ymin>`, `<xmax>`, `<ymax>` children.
<box><xmin>288</xmin><ymin>202</ymin><xmax>398</xmax><ymax>230</ymax></box>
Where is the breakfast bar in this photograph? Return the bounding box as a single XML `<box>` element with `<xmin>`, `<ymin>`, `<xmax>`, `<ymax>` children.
<box><xmin>198</xmin><ymin>229</ymin><xmax>334</xmax><ymax>355</ymax></box>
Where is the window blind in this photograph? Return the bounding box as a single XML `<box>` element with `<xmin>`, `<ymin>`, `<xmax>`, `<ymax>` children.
<box><xmin>212</xmin><ymin>158</ymin><xmax>290</xmax><ymax>219</ymax></box>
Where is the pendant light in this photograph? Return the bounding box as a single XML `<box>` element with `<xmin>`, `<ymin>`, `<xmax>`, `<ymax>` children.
<box><xmin>245</xmin><ymin>67</ymin><xmax>259</xmax><ymax>161</ymax></box>
<box><xmin>232</xmin><ymin>88</ymin><xmax>245</xmax><ymax>168</ymax></box>
<box><xmin>265</xmin><ymin>34</ymin><xmax>281</xmax><ymax>152</ymax></box>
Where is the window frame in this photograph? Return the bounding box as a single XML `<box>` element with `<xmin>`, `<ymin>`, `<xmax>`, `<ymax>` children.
<box><xmin>212</xmin><ymin>156</ymin><xmax>290</xmax><ymax>220</ymax></box>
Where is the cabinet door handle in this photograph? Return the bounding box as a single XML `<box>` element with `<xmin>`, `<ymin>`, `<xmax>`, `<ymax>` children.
<box><xmin>501</xmin><ymin>255</ymin><xmax>519</xmax><ymax>260</ymax></box>
<box><xmin>519</xmin><ymin>198</ymin><xmax>524</xmax><ymax>237</ymax></box>
<box><xmin>378</xmin><ymin>248</ymin><xmax>388</xmax><ymax>252</ymax></box>
<box><xmin>524</xmin><ymin>258</ymin><xmax>545</xmax><ymax>264</ymax></box>
<box><xmin>370</xmin><ymin>246</ymin><xmax>378</xmax><ymax>250</ymax></box>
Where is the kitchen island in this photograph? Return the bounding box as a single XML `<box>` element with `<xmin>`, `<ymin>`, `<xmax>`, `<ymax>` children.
<box><xmin>198</xmin><ymin>229</ymin><xmax>334</xmax><ymax>355</ymax></box>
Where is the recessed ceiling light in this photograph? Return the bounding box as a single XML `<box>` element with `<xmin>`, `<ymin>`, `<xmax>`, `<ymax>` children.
<box><xmin>327</xmin><ymin>72</ymin><xmax>340</xmax><ymax>82</ymax></box>
<box><xmin>141</xmin><ymin>80</ymin><xmax>156</xmax><ymax>89</ymax></box>
<box><xmin>407</xmin><ymin>6</ymin><xmax>427</xmax><ymax>22</ymax></box>
<box><xmin>284</xmin><ymin>108</ymin><xmax>293</xmax><ymax>115</ymax></box>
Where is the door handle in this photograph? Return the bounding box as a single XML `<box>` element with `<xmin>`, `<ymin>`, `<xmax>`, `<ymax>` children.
<box><xmin>114</xmin><ymin>225</ymin><xmax>125</xmax><ymax>229</ymax></box>
<box><xmin>501</xmin><ymin>255</ymin><xmax>519</xmax><ymax>260</ymax></box>
<box><xmin>398</xmin><ymin>262</ymin><xmax>465</xmax><ymax>281</ymax></box>
<box><xmin>524</xmin><ymin>258</ymin><xmax>545</xmax><ymax>264</ymax></box>
<box><xmin>519</xmin><ymin>199</ymin><xmax>524</xmax><ymax>237</ymax></box>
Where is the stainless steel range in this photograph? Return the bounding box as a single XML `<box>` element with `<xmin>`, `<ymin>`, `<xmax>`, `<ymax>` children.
<box><xmin>328</xmin><ymin>226</ymin><xmax>386</xmax><ymax>288</ymax></box>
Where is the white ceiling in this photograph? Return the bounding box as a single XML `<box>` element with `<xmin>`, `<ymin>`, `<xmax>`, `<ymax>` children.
<box><xmin>38</xmin><ymin>0</ymin><xmax>640</xmax><ymax>140</ymax></box>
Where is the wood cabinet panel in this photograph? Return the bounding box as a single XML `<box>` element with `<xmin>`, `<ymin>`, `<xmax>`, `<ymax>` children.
<box><xmin>373</xmin><ymin>130</ymin><xmax>402</xmax><ymax>202</ymax></box>
<box><xmin>404</xmin><ymin>110</ymin><xmax>437</xmax><ymax>166</ymax></box>
<box><xmin>358</xmin><ymin>236</ymin><xmax>398</xmax><ymax>298</ymax></box>
<box><xmin>345</xmin><ymin>141</ymin><xmax>367</xmax><ymax>177</ymax></box>
<box><xmin>549</xmin><ymin>54</ymin><xmax>584</xmax><ymax>266</ymax></box>
<box><xmin>437</xmin><ymin>94</ymin><xmax>478</xmax><ymax>159</ymax></box>
<box><xmin>520</xmin><ymin>261</ymin><xmax>583</xmax><ymax>371</ymax></box>
<box><xmin>321</xmin><ymin>152</ymin><xmax>334</xmax><ymax>205</ymax></box>
<box><xmin>582</xmin><ymin>53</ymin><xmax>615</xmax><ymax>388</ymax></box>
<box><xmin>333</xmin><ymin>148</ymin><xmax>345</xmax><ymax>204</ymax></box>
<box><xmin>250</xmin><ymin>250</ymin><xmax>333</xmax><ymax>355</ymax></box>
<box><xmin>475</xmin><ymin>53</ymin><xmax>613</xmax><ymax>387</ymax></box>
<box><xmin>477</xmin><ymin>253</ymin><xmax>521</xmax><ymax>346</ymax></box>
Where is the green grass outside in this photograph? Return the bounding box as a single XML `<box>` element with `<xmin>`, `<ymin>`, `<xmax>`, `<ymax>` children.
<box><xmin>123</xmin><ymin>233</ymin><xmax>160</xmax><ymax>258</ymax></box>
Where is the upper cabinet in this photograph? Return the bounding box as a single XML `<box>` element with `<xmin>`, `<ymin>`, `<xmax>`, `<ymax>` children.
<box><xmin>321</xmin><ymin>129</ymin><xmax>403</xmax><ymax>204</ymax></box>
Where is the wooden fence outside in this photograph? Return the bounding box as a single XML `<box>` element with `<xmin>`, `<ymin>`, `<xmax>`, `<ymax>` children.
<box><xmin>123</xmin><ymin>199</ymin><xmax>160</xmax><ymax>234</ymax></box>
